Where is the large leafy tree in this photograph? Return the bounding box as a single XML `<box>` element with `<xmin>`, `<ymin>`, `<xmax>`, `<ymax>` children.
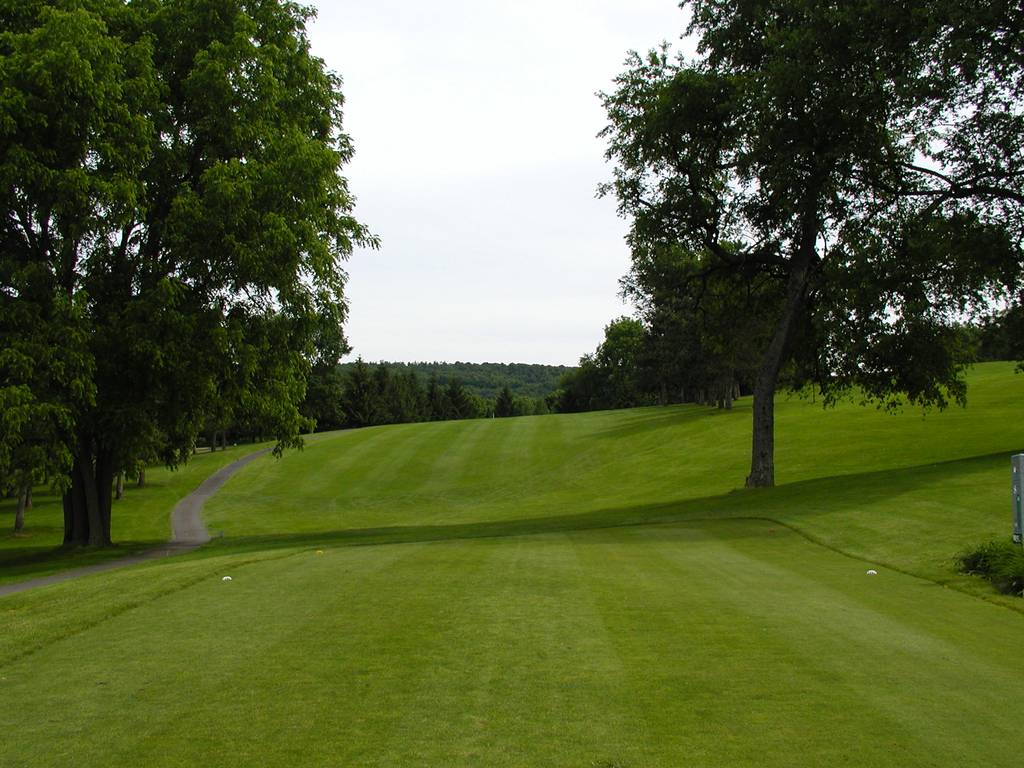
<box><xmin>602</xmin><ymin>0</ymin><xmax>1022</xmax><ymax>487</ymax></box>
<box><xmin>1</xmin><ymin>0</ymin><xmax>374</xmax><ymax>546</ymax></box>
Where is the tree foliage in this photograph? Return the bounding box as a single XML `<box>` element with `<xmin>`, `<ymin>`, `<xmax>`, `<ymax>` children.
<box><xmin>554</xmin><ymin>317</ymin><xmax>656</xmax><ymax>413</ymax></box>
<box><xmin>973</xmin><ymin>303</ymin><xmax>1024</xmax><ymax>365</ymax></box>
<box><xmin>338</xmin><ymin>360</ymin><xmax>571</xmax><ymax>400</ymax></box>
<box><xmin>494</xmin><ymin>386</ymin><xmax>515</xmax><ymax>418</ymax></box>
<box><xmin>304</xmin><ymin>359</ymin><xmax>556</xmax><ymax>430</ymax></box>
<box><xmin>601</xmin><ymin>0</ymin><xmax>1023</xmax><ymax>486</ymax></box>
<box><xmin>1</xmin><ymin>0</ymin><xmax>374</xmax><ymax>545</ymax></box>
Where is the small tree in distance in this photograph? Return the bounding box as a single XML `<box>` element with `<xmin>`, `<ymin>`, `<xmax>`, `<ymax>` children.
<box><xmin>494</xmin><ymin>386</ymin><xmax>515</xmax><ymax>418</ymax></box>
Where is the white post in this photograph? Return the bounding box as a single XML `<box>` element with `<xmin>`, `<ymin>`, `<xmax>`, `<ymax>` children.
<box><xmin>1013</xmin><ymin>454</ymin><xmax>1023</xmax><ymax>546</ymax></box>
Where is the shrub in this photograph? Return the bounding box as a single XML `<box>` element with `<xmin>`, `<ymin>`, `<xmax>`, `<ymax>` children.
<box><xmin>958</xmin><ymin>540</ymin><xmax>1024</xmax><ymax>596</ymax></box>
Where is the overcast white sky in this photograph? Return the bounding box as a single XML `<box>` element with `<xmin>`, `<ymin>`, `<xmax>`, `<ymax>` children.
<box><xmin>306</xmin><ymin>1</ymin><xmax>693</xmax><ymax>365</ymax></box>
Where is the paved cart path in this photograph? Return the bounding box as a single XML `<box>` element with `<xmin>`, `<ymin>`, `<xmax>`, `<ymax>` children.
<box><xmin>0</xmin><ymin>448</ymin><xmax>270</xmax><ymax>599</ymax></box>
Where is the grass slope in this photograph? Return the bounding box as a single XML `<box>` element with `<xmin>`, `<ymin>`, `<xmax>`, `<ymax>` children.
<box><xmin>205</xmin><ymin>362</ymin><xmax>1023</xmax><ymax>597</ymax></box>
<box><xmin>2</xmin><ymin>362</ymin><xmax>1023</xmax><ymax>767</ymax></box>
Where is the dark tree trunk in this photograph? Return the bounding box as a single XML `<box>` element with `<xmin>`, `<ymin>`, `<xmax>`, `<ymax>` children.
<box><xmin>115</xmin><ymin>471</ymin><xmax>124</xmax><ymax>500</ymax></box>
<box><xmin>63</xmin><ymin>460</ymin><xmax>89</xmax><ymax>546</ymax></box>
<box><xmin>137</xmin><ymin>467</ymin><xmax>146</xmax><ymax>487</ymax></box>
<box><xmin>26</xmin><ymin>485</ymin><xmax>32</xmax><ymax>509</ymax></box>
<box><xmin>746</xmin><ymin>208</ymin><xmax>820</xmax><ymax>488</ymax></box>
<box><xmin>14</xmin><ymin>483</ymin><xmax>29</xmax><ymax>533</ymax></box>
<box><xmin>78</xmin><ymin>443</ymin><xmax>104</xmax><ymax>547</ymax></box>
<box><xmin>747</xmin><ymin>372</ymin><xmax>779</xmax><ymax>487</ymax></box>
<box><xmin>62</xmin><ymin>437</ymin><xmax>114</xmax><ymax>548</ymax></box>
<box><xmin>94</xmin><ymin>448</ymin><xmax>114</xmax><ymax>546</ymax></box>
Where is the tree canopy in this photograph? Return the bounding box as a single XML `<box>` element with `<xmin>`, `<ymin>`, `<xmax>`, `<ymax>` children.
<box><xmin>601</xmin><ymin>0</ymin><xmax>1023</xmax><ymax>486</ymax></box>
<box><xmin>1</xmin><ymin>0</ymin><xmax>375</xmax><ymax>544</ymax></box>
<box><xmin>554</xmin><ymin>317</ymin><xmax>654</xmax><ymax>413</ymax></box>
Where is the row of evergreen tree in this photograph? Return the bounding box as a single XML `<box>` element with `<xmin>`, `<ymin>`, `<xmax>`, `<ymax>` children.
<box><xmin>337</xmin><ymin>361</ymin><xmax>570</xmax><ymax>399</ymax></box>
<box><xmin>302</xmin><ymin>359</ymin><xmax>551</xmax><ymax>432</ymax></box>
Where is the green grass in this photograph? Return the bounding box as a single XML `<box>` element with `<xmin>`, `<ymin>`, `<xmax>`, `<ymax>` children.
<box><xmin>203</xmin><ymin>362</ymin><xmax>1023</xmax><ymax>598</ymax></box>
<box><xmin>0</xmin><ymin>445</ymin><xmax>266</xmax><ymax>585</ymax></box>
<box><xmin>2</xmin><ymin>362</ymin><xmax>1023</xmax><ymax>766</ymax></box>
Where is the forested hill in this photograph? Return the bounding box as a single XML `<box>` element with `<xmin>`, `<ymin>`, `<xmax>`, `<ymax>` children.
<box><xmin>339</xmin><ymin>361</ymin><xmax>573</xmax><ymax>399</ymax></box>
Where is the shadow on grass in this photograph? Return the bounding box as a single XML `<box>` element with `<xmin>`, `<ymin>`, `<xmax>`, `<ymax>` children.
<box><xmin>590</xmin><ymin>401</ymin><xmax>750</xmax><ymax>441</ymax></box>
<box><xmin>0</xmin><ymin>538</ymin><xmax>163</xmax><ymax>585</ymax></box>
<box><xmin>191</xmin><ymin>449</ymin><xmax>1013</xmax><ymax>559</ymax></box>
<box><xmin>2</xmin><ymin>449</ymin><xmax>1013</xmax><ymax>586</ymax></box>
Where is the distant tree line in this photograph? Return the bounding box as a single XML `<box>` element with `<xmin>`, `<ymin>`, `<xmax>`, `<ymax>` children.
<box><xmin>301</xmin><ymin>359</ymin><xmax>553</xmax><ymax>432</ymax></box>
<box><xmin>338</xmin><ymin>361</ymin><xmax>571</xmax><ymax>400</ymax></box>
<box><xmin>553</xmin><ymin>306</ymin><xmax>1024</xmax><ymax>417</ymax></box>
<box><xmin>551</xmin><ymin>315</ymin><xmax>753</xmax><ymax>414</ymax></box>
<box><xmin>963</xmin><ymin>306</ymin><xmax>1024</xmax><ymax>365</ymax></box>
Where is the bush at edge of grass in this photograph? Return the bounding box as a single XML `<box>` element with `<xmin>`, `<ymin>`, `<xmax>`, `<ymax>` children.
<box><xmin>958</xmin><ymin>539</ymin><xmax>1024</xmax><ymax>596</ymax></box>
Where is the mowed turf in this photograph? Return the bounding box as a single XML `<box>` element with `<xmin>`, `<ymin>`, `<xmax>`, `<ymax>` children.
<box><xmin>204</xmin><ymin>362</ymin><xmax>1023</xmax><ymax>596</ymax></box>
<box><xmin>2</xmin><ymin>362</ymin><xmax>1024</xmax><ymax>767</ymax></box>
<box><xmin>3</xmin><ymin>523</ymin><xmax>1024</xmax><ymax>767</ymax></box>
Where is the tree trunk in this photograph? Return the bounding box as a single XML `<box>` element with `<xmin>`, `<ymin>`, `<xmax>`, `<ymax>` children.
<box><xmin>115</xmin><ymin>471</ymin><xmax>124</xmax><ymax>500</ymax></box>
<box><xmin>64</xmin><ymin>437</ymin><xmax>114</xmax><ymax>548</ymax></box>
<box><xmin>747</xmin><ymin>372</ymin><xmax>779</xmax><ymax>487</ymax></box>
<box><xmin>78</xmin><ymin>444</ymin><xmax>104</xmax><ymax>547</ymax></box>
<box><xmin>137</xmin><ymin>467</ymin><xmax>146</xmax><ymax>488</ymax></box>
<box><xmin>14</xmin><ymin>483</ymin><xmax>29</xmax><ymax>533</ymax></box>
<box><xmin>746</xmin><ymin>208</ymin><xmax>820</xmax><ymax>488</ymax></box>
<box><xmin>26</xmin><ymin>485</ymin><xmax>32</xmax><ymax>509</ymax></box>
<box><xmin>63</xmin><ymin>460</ymin><xmax>89</xmax><ymax>546</ymax></box>
<box><xmin>94</xmin><ymin>448</ymin><xmax>114</xmax><ymax>546</ymax></box>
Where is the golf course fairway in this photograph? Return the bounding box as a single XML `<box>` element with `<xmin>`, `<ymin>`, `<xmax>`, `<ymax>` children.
<box><xmin>2</xmin><ymin>362</ymin><xmax>1023</xmax><ymax>767</ymax></box>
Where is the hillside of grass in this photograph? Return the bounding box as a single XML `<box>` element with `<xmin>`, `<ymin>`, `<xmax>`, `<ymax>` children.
<box><xmin>2</xmin><ymin>362</ymin><xmax>1023</xmax><ymax>767</ymax></box>
<box><xmin>205</xmin><ymin>361</ymin><xmax>1024</xmax><ymax>600</ymax></box>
